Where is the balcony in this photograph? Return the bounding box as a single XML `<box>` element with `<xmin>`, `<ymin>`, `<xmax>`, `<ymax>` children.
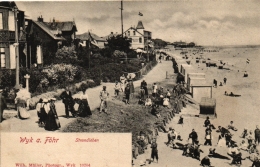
<box><xmin>0</xmin><ymin>30</ymin><xmax>16</xmax><ymax>42</ymax></box>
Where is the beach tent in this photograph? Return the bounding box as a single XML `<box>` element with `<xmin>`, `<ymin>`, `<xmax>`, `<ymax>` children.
<box><xmin>191</xmin><ymin>84</ymin><xmax>212</xmax><ymax>103</ymax></box>
<box><xmin>187</xmin><ymin>73</ymin><xmax>206</xmax><ymax>89</ymax></box>
<box><xmin>180</xmin><ymin>64</ymin><xmax>201</xmax><ymax>83</ymax></box>
<box><xmin>187</xmin><ymin>77</ymin><xmax>206</xmax><ymax>92</ymax></box>
<box><xmin>199</xmin><ymin>97</ymin><xmax>216</xmax><ymax>118</ymax></box>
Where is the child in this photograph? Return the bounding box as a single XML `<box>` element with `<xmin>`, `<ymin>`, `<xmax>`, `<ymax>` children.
<box><xmin>166</xmin><ymin>89</ymin><xmax>171</xmax><ymax>101</ymax></box>
<box><xmin>114</xmin><ymin>81</ymin><xmax>121</xmax><ymax>98</ymax></box>
<box><xmin>228</xmin><ymin>121</ymin><xmax>238</xmax><ymax>131</ymax></box>
<box><xmin>178</xmin><ymin>115</ymin><xmax>184</xmax><ymax>124</ymax></box>
<box><xmin>163</xmin><ymin>96</ymin><xmax>170</xmax><ymax>108</ymax></box>
<box><xmin>145</xmin><ymin>96</ymin><xmax>152</xmax><ymax>107</ymax></box>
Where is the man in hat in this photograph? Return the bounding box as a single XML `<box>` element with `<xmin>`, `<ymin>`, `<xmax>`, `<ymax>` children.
<box><xmin>100</xmin><ymin>86</ymin><xmax>109</xmax><ymax>113</ymax></box>
<box><xmin>204</xmin><ymin>116</ymin><xmax>211</xmax><ymax>127</ymax></box>
<box><xmin>125</xmin><ymin>84</ymin><xmax>131</xmax><ymax>105</ymax></box>
<box><xmin>255</xmin><ymin>125</ymin><xmax>260</xmax><ymax>145</ymax></box>
<box><xmin>60</xmin><ymin>86</ymin><xmax>75</xmax><ymax>118</ymax></box>
<box><xmin>150</xmin><ymin>138</ymin><xmax>159</xmax><ymax>163</ymax></box>
<box><xmin>0</xmin><ymin>89</ymin><xmax>7</xmax><ymax>123</ymax></box>
<box><xmin>189</xmin><ymin>129</ymin><xmax>198</xmax><ymax>145</ymax></box>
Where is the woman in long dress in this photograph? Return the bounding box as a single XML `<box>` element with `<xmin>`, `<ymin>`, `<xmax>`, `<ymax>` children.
<box><xmin>78</xmin><ymin>90</ymin><xmax>92</xmax><ymax>117</ymax></box>
<box><xmin>45</xmin><ymin>98</ymin><xmax>60</xmax><ymax>131</ymax></box>
<box><xmin>15</xmin><ymin>85</ymin><xmax>31</xmax><ymax>119</ymax></box>
<box><xmin>218</xmin><ymin>133</ymin><xmax>226</xmax><ymax>147</ymax></box>
<box><xmin>127</xmin><ymin>75</ymin><xmax>135</xmax><ymax>96</ymax></box>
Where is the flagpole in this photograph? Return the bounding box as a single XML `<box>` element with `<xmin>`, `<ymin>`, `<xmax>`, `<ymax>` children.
<box><xmin>121</xmin><ymin>0</ymin><xmax>124</xmax><ymax>37</ymax></box>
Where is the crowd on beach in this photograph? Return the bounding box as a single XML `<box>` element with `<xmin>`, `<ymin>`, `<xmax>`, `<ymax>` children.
<box><xmin>131</xmin><ymin>54</ymin><xmax>260</xmax><ymax>167</ymax></box>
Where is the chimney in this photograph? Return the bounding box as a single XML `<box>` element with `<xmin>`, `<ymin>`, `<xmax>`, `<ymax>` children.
<box><xmin>53</xmin><ymin>17</ymin><xmax>55</xmax><ymax>23</ymax></box>
<box><xmin>37</xmin><ymin>16</ymin><xmax>43</xmax><ymax>22</ymax></box>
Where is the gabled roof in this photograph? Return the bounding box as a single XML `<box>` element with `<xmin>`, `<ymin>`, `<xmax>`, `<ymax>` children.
<box><xmin>136</xmin><ymin>21</ymin><xmax>145</xmax><ymax>29</ymax></box>
<box><xmin>123</xmin><ymin>27</ymin><xmax>143</xmax><ymax>36</ymax></box>
<box><xmin>43</xmin><ymin>21</ymin><xmax>77</xmax><ymax>32</ymax></box>
<box><xmin>76</xmin><ymin>32</ymin><xmax>106</xmax><ymax>42</ymax></box>
<box><xmin>32</xmin><ymin>21</ymin><xmax>66</xmax><ymax>40</ymax></box>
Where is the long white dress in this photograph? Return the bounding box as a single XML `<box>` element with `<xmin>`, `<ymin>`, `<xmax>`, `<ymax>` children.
<box><xmin>217</xmin><ymin>135</ymin><xmax>226</xmax><ymax>147</ymax></box>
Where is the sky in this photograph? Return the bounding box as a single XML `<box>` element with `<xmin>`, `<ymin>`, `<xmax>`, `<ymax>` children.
<box><xmin>16</xmin><ymin>0</ymin><xmax>260</xmax><ymax>46</ymax></box>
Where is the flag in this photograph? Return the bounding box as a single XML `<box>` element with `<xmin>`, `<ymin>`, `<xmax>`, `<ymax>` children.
<box><xmin>88</xmin><ymin>31</ymin><xmax>99</xmax><ymax>48</ymax></box>
<box><xmin>138</xmin><ymin>12</ymin><xmax>143</xmax><ymax>16</ymax></box>
<box><xmin>246</xmin><ymin>58</ymin><xmax>250</xmax><ymax>64</ymax></box>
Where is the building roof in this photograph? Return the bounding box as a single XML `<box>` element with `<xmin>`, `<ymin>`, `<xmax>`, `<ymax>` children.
<box><xmin>76</xmin><ymin>32</ymin><xmax>106</xmax><ymax>42</ymax></box>
<box><xmin>136</xmin><ymin>21</ymin><xmax>145</xmax><ymax>29</ymax></box>
<box><xmin>0</xmin><ymin>1</ymin><xmax>17</xmax><ymax>9</ymax></box>
<box><xmin>123</xmin><ymin>27</ymin><xmax>143</xmax><ymax>36</ymax></box>
<box><xmin>43</xmin><ymin>21</ymin><xmax>77</xmax><ymax>32</ymax></box>
<box><xmin>32</xmin><ymin>21</ymin><xmax>66</xmax><ymax>40</ymax></box>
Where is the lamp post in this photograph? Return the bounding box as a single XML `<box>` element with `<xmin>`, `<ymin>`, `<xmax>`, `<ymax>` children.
<box><xmin>13</xmin><ymin>6</ymin><xmax>20</xmax><ymax>89</ymax></box>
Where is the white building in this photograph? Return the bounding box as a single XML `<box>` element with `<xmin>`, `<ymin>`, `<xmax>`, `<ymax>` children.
<box><xmin>124</xmin><ymin>21</ymin><xmax>152</xmax><ymax>50</ymax></box>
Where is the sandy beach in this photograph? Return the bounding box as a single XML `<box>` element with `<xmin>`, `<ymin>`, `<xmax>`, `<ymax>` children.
<box><xmin>133</xmin><ymin>45</ymin><xmax>260</xmax><ymax>167</ymax></box>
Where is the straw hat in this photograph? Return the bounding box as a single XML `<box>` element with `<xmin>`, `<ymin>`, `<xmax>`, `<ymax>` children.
<box><xmin>50</xmin><ymin>98</ymin><xmax>56</xmax><ymax>101</ymax></box>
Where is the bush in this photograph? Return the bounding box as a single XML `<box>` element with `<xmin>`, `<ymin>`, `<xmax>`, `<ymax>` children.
<box><xmin>112</xmin><ymin>50</ymin><xmax>127</xmax><ymax>58</ymax></box>
<box><xmin>0</xmin><ymin>69</ymin><xmax>16</xmax><ymax>88</ymax></box>
<box><xmin>42</xmin><ymin>64</ymin><xmax>79</xmax><ymax>86</ymax></box>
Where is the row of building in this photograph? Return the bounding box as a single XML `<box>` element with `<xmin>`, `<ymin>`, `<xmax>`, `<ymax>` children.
<box><xmin>0</xmin><ymin>2</ymin><xmax>152</xmax><ymax>70</ymax></box>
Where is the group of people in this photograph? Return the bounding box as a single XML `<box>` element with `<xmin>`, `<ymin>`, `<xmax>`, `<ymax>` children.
<box><xmin>117</xmin><ymin>74</ymin><xmax>135</xmax><ymax>105</ymax></box>
<box><xmin>59</xmin><ymin>86</ymin><xmax>92</xmax><ymax>118</ymax></box>
<box><xmin>155</xmin><ymin>113</ymin><xmax>260</xmax><ymax>167</ymax></box>
<box><xmin>36</xmin><ymin>98</ymin><xmax>60</xmax><ymax>131</ymax></box>
<box><xmin>213</xmin><ymin>77</ymin><xmax>227</xmax><ymax>88</ymax></box>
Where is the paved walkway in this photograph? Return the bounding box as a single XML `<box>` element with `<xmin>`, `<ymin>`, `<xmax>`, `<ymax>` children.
<box><xmin>0</xmin><ymin>60</ymin><xmax>174</xmax><ymax>132</ymax></box>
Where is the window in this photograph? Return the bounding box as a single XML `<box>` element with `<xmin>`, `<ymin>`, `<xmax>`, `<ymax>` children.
<box><xmin>133</xmin><ymin>31</ymin><xmax>136</xmax><ymax>36</ymax></box>
<box><xmin>0</xmin><ymin>13</ymin><xmax>3</xmax><ymax>29</ymax></box>
<box><xmin>128</xmin><ymin>31</ymin><xmax>130</xmax><ymax>36</ymax></box>
<box><xmin>0</xmin><ymin>48</ymin><xmax>6</xmax><ymax>68</ymax></box>
<box><xmin>139</xmin><ymin>37</ymin><xmax>142</xmax><ymax>43</ymax></box>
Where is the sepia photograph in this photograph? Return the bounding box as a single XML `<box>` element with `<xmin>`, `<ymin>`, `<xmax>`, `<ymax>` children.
<box><xmin>1</xmin><ymin>0</ymin><xmax>260</xmax><ymax>166</ymax></box>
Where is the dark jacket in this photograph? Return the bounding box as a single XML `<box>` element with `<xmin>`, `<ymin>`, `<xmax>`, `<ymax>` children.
<box><xmin>141</xmin><ymin>81</ymin><xmax>147</xmax><ymax>88</ymax></box>
<box><xmin>60</xmin><ymin>91</ymin><xmax>73</xmax><ymax>104</ymax></box>
<box><xmin>204</xmin><ymin>119</ymin><xmax>211</xmax><ymax>127</ymax></box>
<box><xmin>189</xmin><ymin>131</ymin><xmax>198</xmax><ymax>140</ymax></box>
<box><xmin>255</xmin><ymin>128</ymin><xmax>260</xmax><ymax>137</ymax></box>
<box><xmin>125</xmin><ymin>87</ymin><xmax>131</xmax><ymax>95</ymax></box>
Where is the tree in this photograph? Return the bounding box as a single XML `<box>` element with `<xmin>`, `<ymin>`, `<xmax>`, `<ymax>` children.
<box><xmin>106</xmin><ymin>35</ymin><xmax>131</xmax><ymax>52</ymax></box>
<box><xmin>152</xmin><ymin>38</ymin><xmax>168</xmax><ymax>49</ymax></box>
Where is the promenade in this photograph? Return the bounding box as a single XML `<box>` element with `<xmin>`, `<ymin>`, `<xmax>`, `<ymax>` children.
<box><xmin>0</xmin><ymin>60</ymin><xmax>174</xmax><ymax>132</ymax></box>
